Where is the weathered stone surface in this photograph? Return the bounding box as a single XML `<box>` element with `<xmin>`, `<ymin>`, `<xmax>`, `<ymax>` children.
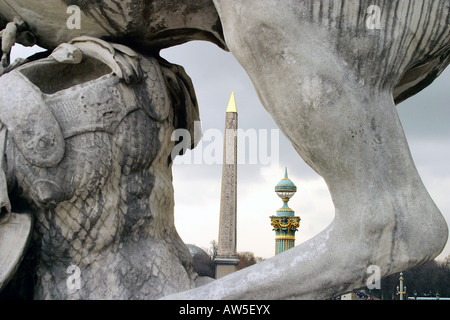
<box><xmin>0</xmin><ymin>213</ymin><xmax>32</xmax><ymax>291</ymax></box>
<box><xmin>51</xmin><ymin>43</ymin><xmax>82</xmax><ymax>64</ymax></box>
<box><xmin>163</xmin><ymin>0</ymin><xmax>449</xmax><ymax>299</ymax></box>
<box><xmin>217</xmin><ymin>110</ymin><xmax>238</xmax><ymax>259</ymax></box>
<box><xmin>0</xmin><ymin>0</ymin><xmax>448</xmax><ymax>300</ymax></box>
<box><xmin>215</xmin><ymin>105</ymin><xmax>239</xmax><ymax>279</ymax></box>
<box><xmin>0</xmin><ymin>38</ymin><xmax>200</xmax><ymax>299</ymax></box>
<box><xmin>0</xmin><ymin>0</ymin><xmax>226</xmax><ymax>51</ymax></box>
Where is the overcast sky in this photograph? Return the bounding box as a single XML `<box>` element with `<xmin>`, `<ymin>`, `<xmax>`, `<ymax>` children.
<box><xmin>160</xmin><ymin>41</ymin><xmax>450</xmax><ymax>261</ymax></box>
<box><xmin>11</xmin><ymin>39</ymin><xmax>450</xmax><ymax>262</ymax></box>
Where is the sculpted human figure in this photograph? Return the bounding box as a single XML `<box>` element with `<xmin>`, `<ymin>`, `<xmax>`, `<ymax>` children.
<box><xmin>0</xmin><ymin>0</ymin><xmax>448</xmax><ymax>299</ymax></box>
<box><xmin>0</xmin><ymin>37</ymin><xmax>201</xmax><ymax>299</ymax></box>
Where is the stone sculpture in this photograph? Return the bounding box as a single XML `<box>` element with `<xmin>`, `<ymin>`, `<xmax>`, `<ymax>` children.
<box><xmin>0</xmin><ymin>35</ymin><xmax>201</xmax><ymax>299</ymax></box>
<box><xmin>0</xmin><ymin>0</ymin><xmax>448</xmax><ymax>300</ymax></box>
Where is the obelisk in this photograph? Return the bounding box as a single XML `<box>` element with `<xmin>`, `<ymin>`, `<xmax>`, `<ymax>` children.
<box><xmin>215</xmin><ymin>91</ymin><xmax>240</xmax><ymax>279</ymax></box>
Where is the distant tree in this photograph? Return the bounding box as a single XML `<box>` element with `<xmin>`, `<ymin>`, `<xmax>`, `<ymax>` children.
<box><xmin>237</xmin><ymin>252</ymin><xmax>264</xmax><ymax>270</ymax></box>
<box><xmin>192</xmin><ymin>251</ymin><xmax>215</xmax><ymax>278</ymax></box>
<box><xmin>208</xmin><ymin>240</ymin><xmax>218</xmax><ymax>259</ymax></box>
<box><xmin>377</xmin><ymin>255</ymin><xmax>450</xmax><ymax>299</ymax></box>
<box><xmin>335</xmin><ymin>255</ymin><xmax>450</xmax><ymax>300</ymax></box>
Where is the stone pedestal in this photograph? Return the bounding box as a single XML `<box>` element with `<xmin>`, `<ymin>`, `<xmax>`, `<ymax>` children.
<box><xmin>215</xmin><ymin>257</ymin><xmax>240</xmax><ymax>279</ymax></box>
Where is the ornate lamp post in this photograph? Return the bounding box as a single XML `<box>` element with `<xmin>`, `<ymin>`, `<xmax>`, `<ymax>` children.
<box><xmin>270</xmin><ymin>168</ymin><xmax>300</xmax><ymax>255</ymax></box>
<box><xmin>396</xmin><ymin>272</ymin><xmax>406</xmax><ymax>300</ymax></box>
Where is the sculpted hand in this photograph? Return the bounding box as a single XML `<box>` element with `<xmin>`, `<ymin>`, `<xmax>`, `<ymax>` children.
<box><xmin>67</xmin><ymin>36</ymin><xmax>143</xmax><ymax>84</ymax></box>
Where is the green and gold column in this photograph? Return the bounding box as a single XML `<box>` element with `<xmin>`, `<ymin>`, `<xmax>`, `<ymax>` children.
<box><xmin>270</xmin><ymin>168</ymin><xmax>300</xmax><ymax>255</ymax></box>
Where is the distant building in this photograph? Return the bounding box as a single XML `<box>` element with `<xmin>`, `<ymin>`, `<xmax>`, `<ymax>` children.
<box><xmin>186</xmin><ymin>244</ymin><xmax>215</xmax><ymax>278</ymax></box>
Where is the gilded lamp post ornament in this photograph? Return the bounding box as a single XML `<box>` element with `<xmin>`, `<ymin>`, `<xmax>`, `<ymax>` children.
<box><xmin>270</xmin><ymin>168</ymin><xmax>300</xmax><ymax>255</ymax></box>
<box><xmin>396</xmin><ymin>272</ymin><xmax>407</xmax><ymax>300</ymax></box>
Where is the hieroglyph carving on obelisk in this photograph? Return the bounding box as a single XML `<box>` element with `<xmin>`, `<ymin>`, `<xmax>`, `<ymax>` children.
<box><xmin>215</xmin><ymin>92</ymin><xmax>240</xmax><ymax>279</ymax></box>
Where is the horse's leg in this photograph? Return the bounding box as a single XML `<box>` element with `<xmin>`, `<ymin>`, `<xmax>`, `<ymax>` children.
<box><xmin>163</xmin><ymin>0</ymin><xmax>449</xmax><ymax>299</ymax></box>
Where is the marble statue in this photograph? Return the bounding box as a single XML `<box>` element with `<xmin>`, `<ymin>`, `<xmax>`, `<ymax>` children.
<box><xmin>0</xmin><ymin>36</ymin><xmax>201</xmax><ymax>299</ymax></box>
<box><xmin>0</xmin><ymin>0</ymin><xmax>448</xmax><ymax>300</ymax></box>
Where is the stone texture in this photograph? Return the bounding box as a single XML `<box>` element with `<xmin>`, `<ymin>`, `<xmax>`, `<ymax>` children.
<box><xmin>0</xmin><ymin>38</ymin><xmax>200</xmax><ymax>299</ymax></box>
<box><xmin>0</xmin><ymin>0</ymin><xmax>448</xmax><ymax>300</ymax></box>
<box><xmin>164</xmin><ymin>0</ymin><xmax>449</xmax><ymax>299</ymax></box>
<box><xmin>0</xmin><ymin>213</ymin><xmax>32</xmax><ymax>291</ymax></box>
<box><xmin>216</xmin><ymin>111</ymin><xmax>238</xmax><ymax>259</ymax></box>
<box><xmin>50</xmin><ymin>43</ymin><xmax>82</xmax><ymax>64</ymax></box>
<box><xmin>215</xmin><ymin>99</ymin><xmax>239</xmax><ymax>279</ymax></box>
<box><xmin>0</xmin><ymin>0</ymin><xmax>226</xmax><ymax>51</ymax></box>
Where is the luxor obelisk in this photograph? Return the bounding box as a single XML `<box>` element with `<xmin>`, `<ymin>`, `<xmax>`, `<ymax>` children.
<box><xmin>215</xmin><ymin>92</ymin><xmax>240</xmax><ymax>278</ymax></box>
